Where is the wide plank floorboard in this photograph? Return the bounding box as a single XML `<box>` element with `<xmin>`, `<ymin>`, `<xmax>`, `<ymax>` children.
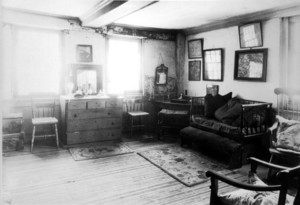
<box><xmin>2</xmin><ymin>137</ymin><xmax>248</xmax><ymax>205</ymax></box>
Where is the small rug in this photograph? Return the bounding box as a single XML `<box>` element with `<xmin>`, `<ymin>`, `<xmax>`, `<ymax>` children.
<box><xmin>138</xmin><ymin>145</ymin><xmax>229</xmax><ymax>187</ymax></box>
<box><xmin>69</xmin><ymin>143</ymin><xmax>133</xmax><ymax>161</ymax></box>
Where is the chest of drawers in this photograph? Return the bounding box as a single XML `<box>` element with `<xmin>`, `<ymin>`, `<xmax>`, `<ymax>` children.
<box><xmin>60</xmin><ymin>96</ymin><xmax>123</xmax><ymax>145</ymax></box>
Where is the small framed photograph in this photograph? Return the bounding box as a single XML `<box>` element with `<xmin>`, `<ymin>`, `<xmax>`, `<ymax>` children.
<box><xmin>188</xmin><ymin>39</ymin><xmax>203</xmax><ymax>59</ymax></box>
<box><xmin>234</xmin><ymin>48</ymin><xmax>268</xmax><ymax>82</ymax></box>
<box><xmin>239</xmin><ymin>22</ymin><xmax>263</xmax><ymax>48</ymax></box>
<box><xmin>203</xmin><ymin>48</ymin><xmax>223</xmax><ymax>81</ymax></box>
<box><xmin>76</xmin><ymin>45</ymin><xmax>93</xmax><ymax>62</ymax></box>
<box><xmin>188</xmin><ymin>60</ymin><xmax>201</xmax><ymax>81</ymax></box>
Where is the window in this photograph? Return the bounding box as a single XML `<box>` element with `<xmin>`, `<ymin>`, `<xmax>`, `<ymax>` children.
<box><xmin>107</xmin><ymin>37</ymin><xmax>141</xmax><ymax>95</ymax></box>
<box><xmin>14</xmin><ymin>27</ymin><xmax>61</xmax><ymax>96</ymax></box>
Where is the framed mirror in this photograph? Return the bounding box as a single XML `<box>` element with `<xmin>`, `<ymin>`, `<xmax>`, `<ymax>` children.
<box><xmin>155</xmin><ymin>64</ymin><xmax>168</xmax><ymax>85</ymax></box>
<box><xmin>203</xmin><ymin>48</ymin><xmax>223</xmax><ymax>81</ymax></box>
<box><xmin>70</xmin><ymin>64</ymin><xmax>103</xmax><ymax>94</ymax></box>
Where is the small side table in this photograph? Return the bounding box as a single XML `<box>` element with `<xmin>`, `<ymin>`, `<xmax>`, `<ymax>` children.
<box><xmin>2</xmin><ymin>113</ymin><xmax>25</xmax><ymax>152</ymax></box>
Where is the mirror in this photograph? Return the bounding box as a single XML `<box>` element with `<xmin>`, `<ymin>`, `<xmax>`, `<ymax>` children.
<box><xmin>70</xmin><ymin>64</ymin><xmax>103</xmax><ymax>95</ymax></box>
<box><xmin>155</xmin><ymin>64</ymin><xmax>168</xmax><ymax>85</ymax></box>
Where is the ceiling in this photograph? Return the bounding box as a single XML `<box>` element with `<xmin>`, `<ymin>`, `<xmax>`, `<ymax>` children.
<box><xmin>2</xmin><ymin>0</ymin><xmax>300</xmax><ymax>32</ymax></box>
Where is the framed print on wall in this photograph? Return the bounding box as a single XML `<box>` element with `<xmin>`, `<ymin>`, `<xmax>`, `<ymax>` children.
<box><xmin>76</xmin><ymin>44</ymin><xmax>93</xmax><ymax>62</ymax></box>
<box><xmin>234</xmin><ymin>48</ymin><xmax>268</xmax><ymax>82</ymax></box>
<box><xmin>188</xmin><ymin>39</ymin><xmax>203</xmax><ymax>59</ymax></box>
<box><xmin>188</xmin><ymin>60</ymin><xmax>201</xmax><ymax>81</ymax></box>
<box><xmin>203</xmin><ymin>48</ymin><xmax>223</xmax><ymax>81</ymax></box>
<box><xmin>155</xmin><ymin>64</ymin><xmax>168</xmax><ymax>85</ymax></box>
<box><xmin>239</xmin><ymin>22</ymin><xmax>263</xmax><ymax>48</ymax></box>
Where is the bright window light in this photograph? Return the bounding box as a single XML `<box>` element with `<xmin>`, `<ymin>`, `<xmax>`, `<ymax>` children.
<box><xmin>15</xmin><ymin>28</ymin><xmax>61</xmax><ymax>96</ymax></box>
<box><xmin>107</xmin><ymin>38</ymin><xmax>141</xmax><ymax>95</ymax></box>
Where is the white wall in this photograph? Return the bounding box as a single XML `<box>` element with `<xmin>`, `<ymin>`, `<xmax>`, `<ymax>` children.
<box><xmin>184</xmin><ymin>18</ymin><xmax>281</xmax><ymax>106</ymax></box>
<box><xmin>143</xmin><ymin>39</ymin><xmax>176</xmax><ymax>78</ymax></box>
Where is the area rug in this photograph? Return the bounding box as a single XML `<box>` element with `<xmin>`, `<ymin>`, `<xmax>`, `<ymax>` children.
<box><xmin>69</xmin><ymin>143</ymin><xmax>133</xmax><ymax>161</ymax></box>
<box><xmin>138</xmin><ymin>145</ymin><xmax>229</xmax><ymax>187</ymax></box>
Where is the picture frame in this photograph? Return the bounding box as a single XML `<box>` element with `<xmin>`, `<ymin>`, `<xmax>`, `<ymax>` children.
<box><xmin>76</xmin><ymin>45</ymin><xmax>93</xmax><ymax>62</ymax></box>
<box><xmin>203</xmin><ymin>48</ymin><xmax>223</xmax><ymax>81</ymax></box>
<box><xmin>234</xmin><ymin>48</ymin><xmax>268</xmax><ymax>82</ymax></box>
<box><xmin>239</xmin><ymin>22</ymin><xmax>263</xmax><ymax>48</ymax></box>
<box><xmin>206</xmin><ymin>84</ymin><xmax>219</xmax><ymax>96</ymax></box>
<box><xmin>188</xmin><ymin>39</ymin><xmax>203</xmax><ymax>59</ymax></box>
<box><xmin>188</xmin><ymin>60</ymin><xmax>201</xmax><ymax>81</ymax></box>
<box><xmin>155</xmin><ymin>64</ymin><xmax>168</xmax><ymax>85</ymax></box>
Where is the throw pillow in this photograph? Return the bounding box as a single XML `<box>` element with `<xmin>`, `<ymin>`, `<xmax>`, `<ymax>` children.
<box><xmin>275</xmin><ymin>115</ymin><xmax>300</xmax><ymax>153</ymax></box>
<box><xmin>214</xmin><ymin>98</ymin><xmax>242</xmax><ymax>124</ymax></box>
<box><xmin>204</xmin><ymin>92</ymin><xmax>232</xmax><ymax>118</ymax></box>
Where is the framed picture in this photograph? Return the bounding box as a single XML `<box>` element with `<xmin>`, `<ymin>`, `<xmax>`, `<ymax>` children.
<box><xmin>203</xmin><ymin>48</ymin><xmax>223</xmax><ymax>81</ymax></box>
<box><xmin>239</xmin><ymin>22</ymin><xmax>263</xmax><ymax>48</ymax></box>
<box><xmin>234</xmin><ymin>49</ymin><xmax>268</xmax><ymax>82</ymax></box>
<box><xmin>206</xmin><ymin>84</ymin><xmax>219</xmax><ymax>96</ymax></box>
<box><xmin>188</xmin><ymin>39</ymin><xmax>203</xmax><ymax>59</ymax></box>
<box><xmin>188</xmin><ymin>60</ymin><xmax>201</xmax><ymax>81</ymax></box>
<box><xmin>76</xmin><ymin>45</ymin><xmax>93</xmax><ymax>62</ymax></box>
<box><xmin>155</xmin><ymin>64</ymin><xmax>168</xmax><ymax>85</ymax></box>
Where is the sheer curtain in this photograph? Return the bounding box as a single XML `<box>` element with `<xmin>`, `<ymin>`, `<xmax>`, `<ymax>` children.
<box><xmin>106</xmin><ymin>37</ymin><xmax>141</xmax><ymax>95</ymax></box>
<box><xmin>280</xmin><ymin>16</ymin><xmax>300</xmax><ymax>89</ymax></box>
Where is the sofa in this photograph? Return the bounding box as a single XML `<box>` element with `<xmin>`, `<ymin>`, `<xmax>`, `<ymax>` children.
<box><xmin>180</xmin><ymin>92</ymin><xmax>272</xmax><ymax>168</ymax></box>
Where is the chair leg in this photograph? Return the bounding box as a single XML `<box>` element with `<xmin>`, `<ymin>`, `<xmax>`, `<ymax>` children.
<box><xmin>31</xmin><ymin>126</ymin><xmax>36</xmax><ymax>152</ymax></box>
<box><xmin>54</xmin><ymin>124</ymin><xmax>59</xmax><ymax>149</ymax></box>
<box><xmin>131</xmin><ymin>116</ymin><xmax>133</xmax><ymax>137</ymax></box>
<box><xmin>267</xmin><ymin>154</ymin><xmax>274</xmax><ymax>180</ymax></box>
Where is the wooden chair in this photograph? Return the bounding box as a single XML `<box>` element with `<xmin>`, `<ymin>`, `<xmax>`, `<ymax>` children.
<box><xmin>206</xmin><ymin>157</ymin><xmax>300</xmax><ymax>205</ymax></box>
<box><xmin>124</xmin><ymin>91</ymin><xmax>149</xmax><ymax>137</ymax></box>
<box><xmin>31</xmin><ymin>97</ymin><xmax>59</xmax><ymax>152</ymax></box>
<box><xmin>267</xmin><ymin>88</ymin><xmax>300</xmax><ymax>177</ymax></box>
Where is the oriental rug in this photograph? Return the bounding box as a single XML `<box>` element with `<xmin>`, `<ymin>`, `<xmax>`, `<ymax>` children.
<box><xmin>138</xmin><ymin>145</ymin><xmax>232</xmax><ymax>187</ymax></box>
<box><xmin>69</xmin><ymin>143</ymin><xmax>133</xmax><ymax>161</ymax></box>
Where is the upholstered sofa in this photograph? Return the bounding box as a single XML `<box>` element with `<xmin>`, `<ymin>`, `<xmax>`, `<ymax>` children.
<box><xmin>180</xmin><ymin>92</ymin><xmax>272</xmax><ymax>168</ymax></box>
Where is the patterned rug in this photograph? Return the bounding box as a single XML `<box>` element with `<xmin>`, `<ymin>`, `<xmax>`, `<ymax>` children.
<box><xmin>138</xmin><ymin>145</ymin><xmax>229</xmax><ymax>187</ymax></box>
<box><xmin>69</xmin><ymin>143</ymin><xmax>133</xmax><ymax>161</ymax></box>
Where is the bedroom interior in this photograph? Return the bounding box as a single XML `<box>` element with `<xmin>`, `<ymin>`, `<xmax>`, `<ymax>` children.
<box><xmin>1</xmin><ymin>0</ymin><xmax>300</xmax><ymax>204</ymax></box>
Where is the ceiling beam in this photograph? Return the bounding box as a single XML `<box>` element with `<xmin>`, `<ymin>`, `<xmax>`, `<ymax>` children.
<box><xmin>183</xmin><ymin>4</ymin><xmax>300</xmax><ymax>35</ymax></box>
<box><xmin>81</xmin><ymin>0</ymin><xmax>158</xmax><ymax>27</ymax></box>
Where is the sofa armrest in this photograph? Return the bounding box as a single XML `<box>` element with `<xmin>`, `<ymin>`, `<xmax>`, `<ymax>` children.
<box><xmin>239</xmin><ymin>102</ymin><xmax>272</xmax><ymax>136</ymax></box>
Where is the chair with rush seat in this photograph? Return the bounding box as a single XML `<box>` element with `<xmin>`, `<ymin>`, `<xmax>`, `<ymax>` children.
<box><xmin>31</xmin><ymin>97</ymin><xmax>59</xmax><ymax>152</ymax></box>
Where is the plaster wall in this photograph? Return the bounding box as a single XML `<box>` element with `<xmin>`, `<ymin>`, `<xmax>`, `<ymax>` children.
<box><xmin>184</xmin><ymin>18</ymin><xmax>281</xmax><ymax>106</ymax></box>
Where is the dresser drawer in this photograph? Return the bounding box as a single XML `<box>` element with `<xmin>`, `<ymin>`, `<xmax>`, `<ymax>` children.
<box><xmin>66</xmin><ymin>129</ymin><xmax>122</xmax><ymax>145</ymax></box>
<box><xmin>106</xmin><ymin>99</ymin><xmax>123</xmax><ymax>108</ymax></box>
<box><xmin>67</xmin><ymin>118</ymin><xmax>122</xmax><ymax>132</ymax></box>
<box><xmin>68</xmin><ymin>101</ymin><xmax>87</xmax><ymax>110</ymax></box>
<box><xmin>87</xmin><ymin>100</ymin><xmax>105</xmax><ymax>109</ymax></box>
<box><xmin>67</xmin><ymin>108</ymin><xmax>122</xmax><ymax>120</ymax></box>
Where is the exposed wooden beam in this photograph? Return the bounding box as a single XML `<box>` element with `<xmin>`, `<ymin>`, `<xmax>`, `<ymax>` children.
<box><xmin>183</xmin><ymin>4</ymin><xmax>300</xmax><ymax>35</ymax></box>
<box><xmin>81</xmin><ymin>1</ymin><xmax>158</xmax><ymax>27</ymax></box>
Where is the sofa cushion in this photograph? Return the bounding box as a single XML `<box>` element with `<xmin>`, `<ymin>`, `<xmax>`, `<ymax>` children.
<box><xmin>214</xmin><ymin>98</ymin><xmax>242</xmax><ymax>124</ymax></box>
<box><xmin>204</xmin><ymin>92</ymin><xmax>232</xmax><ymax>118</ymax></box>
<box><xmin>274</xmin><ymin>115</ymin><xmax>300</xmax><ymax>154</ymax></box>
<box><xmin>191</xmin><ymin>115</ymin><xmax>244</xmax><ymax>142</ymax></box>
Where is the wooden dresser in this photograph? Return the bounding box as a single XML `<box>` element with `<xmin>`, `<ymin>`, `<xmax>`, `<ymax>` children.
<box><xmin>60</xmin><ymin>96</ymin><xmax>123</xmax><ymax>145</ymax></box>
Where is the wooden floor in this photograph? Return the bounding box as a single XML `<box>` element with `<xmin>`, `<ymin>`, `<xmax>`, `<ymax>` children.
<box><xmin>2</xmin><ymin>134</ymin><xmax>252</xmax><ymax>205</ymax></box>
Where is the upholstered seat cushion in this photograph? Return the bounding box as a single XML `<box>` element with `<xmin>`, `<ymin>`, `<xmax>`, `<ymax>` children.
<box><xmin>219</xmin><ymin>172</ymin><xmax>294</xmax><ymax>205</ymax></box>
<box><xmin>274</xmin><ymin>115</ymin><xmax>300</xmax><ymax>154</ymax></box>
<box><xmin>191</xmin><ymin>115</ymin><xmax>245</xmax><ymax>142</ymax></box>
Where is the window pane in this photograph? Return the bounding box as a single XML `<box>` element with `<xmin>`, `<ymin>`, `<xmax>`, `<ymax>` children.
<box><xmin>107</xmin><ymin>38</ymin><xmax>141</xmax><ymax>95</ymax></box>
<box><xmin>15</xmin><ymin>28</ymin><xmax>61</xmax><ymax>96</ymax></box>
